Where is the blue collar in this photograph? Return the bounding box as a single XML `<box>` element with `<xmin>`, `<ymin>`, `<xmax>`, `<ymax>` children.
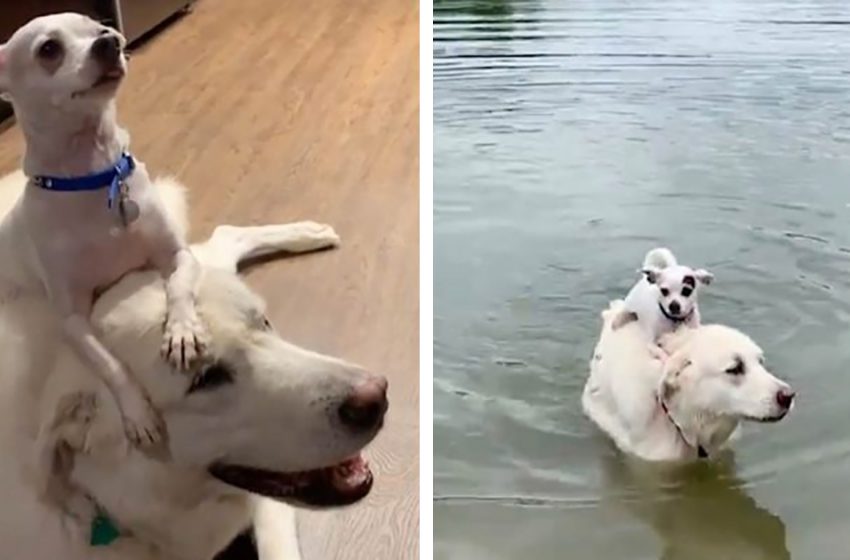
<box><xmin>32</xmin><ymin>152</ymin><xmax>135</xmax><ymax>209</ymax></box>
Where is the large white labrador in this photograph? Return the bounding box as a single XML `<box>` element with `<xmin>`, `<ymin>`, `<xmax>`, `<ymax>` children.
<box><xmin>0</xmin><ymin>170</ymin><xmax>387</xmax><ymax>560</ymax></box>
<box><xmin>583</xmin><ymin>299</ymin><xmax>795</xmax><ymax>461</ymax></box>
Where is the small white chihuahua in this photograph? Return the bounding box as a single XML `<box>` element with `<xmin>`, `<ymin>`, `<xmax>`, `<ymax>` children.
<box><xmin>0</xmin><ymin>14</ymin><xmax>208</xmax><ymax>447</ymax></box>
<box><xmin>612</xmin><ymin>248</ymin><xmax>713</xmax><ymax>343</ymax></box>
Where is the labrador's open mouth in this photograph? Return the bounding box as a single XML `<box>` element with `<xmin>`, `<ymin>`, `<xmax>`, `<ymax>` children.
<box><xmin>209</xmin><ymin>454</ymin><xmax>373</xmax><ymax>507</ymax></box>
<box><xmin>749</xmin><ymin>410</ymin><xmax>789</xmax><ymax>423</ymax></box>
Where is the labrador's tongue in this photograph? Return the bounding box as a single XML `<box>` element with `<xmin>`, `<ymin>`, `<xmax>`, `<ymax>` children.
<box><xmin>329</xmin><ymin>455</ymin><xmax>371</xmax><ymax>493</ymax></box>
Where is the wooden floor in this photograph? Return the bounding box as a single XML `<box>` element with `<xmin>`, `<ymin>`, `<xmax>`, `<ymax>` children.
<box><xmin>0</xmin><ymin>0</ymin><xmax>419</xmax><ymax>558</ymax></box>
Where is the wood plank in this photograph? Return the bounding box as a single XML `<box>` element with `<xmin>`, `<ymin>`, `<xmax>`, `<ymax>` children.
<box><xmin>0</xmin><ymin>0</ymin><xmax>419</xmax><ymax>557</ymax></box>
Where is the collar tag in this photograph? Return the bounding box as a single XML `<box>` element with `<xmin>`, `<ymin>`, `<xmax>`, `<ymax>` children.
<box><xmin>90</xmin><ymin>512</ymin><xmax>121</xmax><ymax>547</ymax></box>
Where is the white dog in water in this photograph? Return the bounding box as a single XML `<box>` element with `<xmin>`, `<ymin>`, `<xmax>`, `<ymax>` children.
<box><xmin>612</xmin><ymin>248</ymin><xmax>713</xmax><ymax>343</ymax></box>
<box><xmin>583</xmin><ymin>300</ymin><xmax>795</xmax><ymax>461</ymax></box>
<box><xmin>0</xmin><ymin>13</ymin><xmax>207</xmax><ymax>448</ymax></box>
<box><xmin>0</xmin><ymin>168</ymin><xmax>387</xmax><ymax>559</ymax></box>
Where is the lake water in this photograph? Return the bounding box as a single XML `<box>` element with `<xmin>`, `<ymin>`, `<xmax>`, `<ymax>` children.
<box><xmin>433</xmin><ymin>1</ymin><xmax>850</xmax><ymax>558</ymax></box>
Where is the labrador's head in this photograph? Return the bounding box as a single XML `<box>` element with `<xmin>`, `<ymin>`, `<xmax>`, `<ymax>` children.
<box><xmin>659</xmin><ymin>325</ymin><xmax>794</xmax><ymax>449</ymax></box>
<box><xmin>45</xmin><ymin>269</ymin><xmax>387</xmax><ymax>508</ymax></box>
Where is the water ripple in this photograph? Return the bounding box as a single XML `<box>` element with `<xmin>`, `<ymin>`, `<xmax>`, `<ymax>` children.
<box><xmin>435</xmin><ymin>0</ymin><xmax>850</xmax><ymax>557</ymax></box>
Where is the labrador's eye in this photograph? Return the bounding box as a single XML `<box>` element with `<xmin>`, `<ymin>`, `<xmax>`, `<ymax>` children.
<box><xmin>261</xmin><ymin>315</ymin><xmax>274</xmax><ymax>331</ymax></box>
<box><xmin>725</xmin><ymin>359</ymin><xmax>745</xmax><ymax>376</ymax></box>
<box><xmin>37</xmin><ymin>39</ymin><xmax>63</xmax><ymax>60</ymax></box>
<box><xmin>188</xmin><ymin>362</ymin><xmax>234</xmax><ymax>394</ymax></box>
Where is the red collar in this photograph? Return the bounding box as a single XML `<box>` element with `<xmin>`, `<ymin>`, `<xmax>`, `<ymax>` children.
<box><xmin>658</xmin><ymin>396</ymin><xmax>708</xmax><ymax>459</ymax></box>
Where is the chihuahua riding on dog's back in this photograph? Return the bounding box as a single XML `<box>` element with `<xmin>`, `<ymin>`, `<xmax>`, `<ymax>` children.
<box><xmin>612</xmin><ymin>247</ymin><xmax>714</xmax><ymax>343</ymax></box>
<box><xmin>0</xmin><ymin>14</ymin><xmax>207</xmax><ymax>448</ymax></box>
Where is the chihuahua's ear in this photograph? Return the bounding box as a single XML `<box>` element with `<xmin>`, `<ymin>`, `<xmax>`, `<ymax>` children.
<box><xmin>639</xmin><ymin>266</ymin><xmax>661</xmax><ymax>284</ymax></box>
<box><xmin>694</xmin><ymin>268</ymin><xmax>714</xmax><ymax>286</ymax></box>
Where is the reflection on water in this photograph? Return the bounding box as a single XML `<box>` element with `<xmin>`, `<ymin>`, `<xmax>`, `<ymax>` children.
<box><xmin>599</xmin><ymin>452</ymin><xmax>789</xmax><ymax>560</ymax></box>
<box><xmin>434</xmin><ymin>0</ymin><xmax>850</xmax><ymax>558</ymax></box>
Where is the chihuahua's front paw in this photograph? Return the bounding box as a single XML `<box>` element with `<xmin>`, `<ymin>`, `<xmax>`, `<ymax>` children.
<box><xmin>117</xmin><ymin>387</ymin><xmax>166</xmax><ymax>448</ymax></box>
<box><xmin>162</xmin><ymin>313</ymin><xmax>209</xmax><ymax>370</ymax></box>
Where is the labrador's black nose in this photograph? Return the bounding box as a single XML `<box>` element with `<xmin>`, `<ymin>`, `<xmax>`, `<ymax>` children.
<box><xmin>338</xmin><ymin>376</ymin><xmax>389</xmax><ymax>431</ymax></box>
<box><xmin>776</xmin><ymin>390</ymin><xmax>795</xmax><ymax>410</ymax></box>
<box><xmin>91</xmin><ymin>35</ymin><xmax>121</xmax><ymax>66</ymax></box>
<box><xmin>668</xmin><ymin>300</ymin><xmax>681</xmax><ymax>316</ymax></box>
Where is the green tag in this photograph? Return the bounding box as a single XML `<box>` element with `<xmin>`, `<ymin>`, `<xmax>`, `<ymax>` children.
<box><xmin>90</xmin><ymin>512</ymin><xmax>120</xmax><ymax>546</ymax></box>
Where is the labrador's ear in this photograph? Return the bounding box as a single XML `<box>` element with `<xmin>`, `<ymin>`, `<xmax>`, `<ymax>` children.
<box><xmin>31</xmin><ymin>392</ymin><xmax>99</xmax><ymax>523</ymax></box>
<box><xmin>658</xmin><ymin>350</ymin><xmax>704</xmax><ymax>450</ymax></box>
<box><xmin>659</xmin><ymin>350</ymin><xmax>692</xmax><ymax>400</ymax></box>
<box><xmin>664</xmin><ymin>350</ymin><xmax>692</xmax><ymax>379</ymax></box>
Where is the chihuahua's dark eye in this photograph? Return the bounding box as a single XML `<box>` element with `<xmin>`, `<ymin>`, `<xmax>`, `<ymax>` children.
<box><xmin>37</xmin><ymin>39</ymin><xmax>63</xmax><ymax>60</ymax></box>
<box><xmin>681</xmin><ymin>286</ymin><xmax>693</xmax><ymax>297</ymax></box>
<box><xmin>660</xmin><ymin>288</ymin><xmax>670</xmax><ymax>297</ymax></box>
<box><xmin>187</xmin><ymin>362</ymin><xmax>234</xmax><ymax>394</ymax></box>
<box><xmin>725</xmin><ymin>359</ymin><xmax>745</xmax><ymax>376</ymax></box>
<box><xmin>262</xmin><ymin>316</ymin><xmax>273</xmax><ymax>330</ymax></box>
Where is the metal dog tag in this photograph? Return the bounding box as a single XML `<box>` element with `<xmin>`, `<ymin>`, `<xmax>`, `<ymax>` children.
<box><xmin>119</xmin><ymin>197</ymin><xmax>140</xmax><ymax>226</ymax></box>
<box><xmin>116</xmin><ymin>181</ymin><xmax>139</xmax><ymax>227</ymax></box>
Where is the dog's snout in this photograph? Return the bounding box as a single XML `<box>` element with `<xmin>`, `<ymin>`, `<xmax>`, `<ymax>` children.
<box><xmin>338</xmin><ymin>376</ymin><xmax>389</xmax><ymax>431</ymax></box>
<box><xmin>91</xmin><ymin>34</ymin><xmax>121</xmax><ymax>65</ymax></box>
<box><xmin>776</xmin><ymin>389</ymin><xmax>795</xmax><ymax>410</ymax></box>
<box><xmin>668</xmin><ymin>300</ymin><xmax>681</xmax><ymax>315</ymax></box>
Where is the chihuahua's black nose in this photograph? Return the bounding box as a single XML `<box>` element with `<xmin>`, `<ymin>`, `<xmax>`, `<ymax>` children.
<box><xmin>91</xmin><ymin>35</ymin><xmax>121</xmax><ymax>66</ymax></box>
<box><xmin>668</xmin><ymin>300</ymin><xmax>681</xmax><ymax>315</ymax></box>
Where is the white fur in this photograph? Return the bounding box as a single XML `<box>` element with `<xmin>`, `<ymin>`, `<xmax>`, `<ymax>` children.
<box><xmin>0</xmin><ymin>166</ymin><xmax>379</xmax><ymax>559</ymax></box>
<box><xmin>0</xmin><ymin>13</ymin><xmax>209</xmax><ymax>449</ymax></box>
<box><xmin>583</xmin><ymin>300</ymin><xmax>794</xmax><ymax>461</ymax></box>
<box><xmin>614</xmin><ymin>247</ymin><xmax>713</xmax><ymax>342</ymax></box>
